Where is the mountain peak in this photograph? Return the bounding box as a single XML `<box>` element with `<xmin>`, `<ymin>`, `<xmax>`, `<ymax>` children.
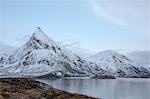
<box><xmin>32</xmin><ymin>27</ymin><xmax>46</xmax><ymax>37</ymax></box>
<box><xmin>30</xmin><ymin>27</ymin><xmax>54</xmax><ymax>44</ymax></box>
<box><xmin>89</xmin><ymin>49</ymin><xmax>132</xmax><ymax>64</ymax></box>
<box><xmin>35</xmin><ymin>27</ymin><xmax>43</xmax><ymax>33</ymax></box>
<box><xmin>26</xmin><ymin>27</ymin><xmax>59</xmax><ymax>50</ymax></box>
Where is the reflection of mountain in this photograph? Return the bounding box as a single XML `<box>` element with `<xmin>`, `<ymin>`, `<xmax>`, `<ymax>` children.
<box><xmin>40</xmin><ymin>78</ymin><xmax>150</xmax><ymax>99</ymax></box>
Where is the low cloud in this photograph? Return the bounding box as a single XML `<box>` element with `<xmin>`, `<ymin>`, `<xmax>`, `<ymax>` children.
<box><xmin>15</xmin><ymin>35</ymin><xmax>30</xmax><ymax>43</ymax></box>
<box><xmin>61</xmin><ymin>41</ymin><xmax>80</xmax><ymax>47</ymax></box>
<box><xmin>126</xmin><ymin>50</ymin><xmax>150</xmax><ymax>65</ymax></box>
<box><xmin>60</xmin><ymin>41</ymin><xmax>94</xmax><ymax>58</ymax></box>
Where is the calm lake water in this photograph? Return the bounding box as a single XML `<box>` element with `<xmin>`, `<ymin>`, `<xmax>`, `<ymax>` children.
<box><xmin>38</xmin><ymin>78</ymin><xmax>150</xmax><ymax>99</ymax></box>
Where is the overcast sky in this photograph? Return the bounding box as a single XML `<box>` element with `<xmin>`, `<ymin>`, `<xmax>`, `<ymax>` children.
<box><xmin>0</xmin><ymin>0</ymin><xmax>149</xmax><ymax>53</ymax></box>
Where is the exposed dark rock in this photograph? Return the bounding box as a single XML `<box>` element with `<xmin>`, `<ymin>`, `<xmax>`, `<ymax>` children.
<box><xmin>34</xmin><ymin>73</ymin><xmax>61</xmax><ymax>79</ymax></box>
<box><xmin>91</xmin><ymin>74</ymin><xmax>116</xmax><ymax>79</ymax></box>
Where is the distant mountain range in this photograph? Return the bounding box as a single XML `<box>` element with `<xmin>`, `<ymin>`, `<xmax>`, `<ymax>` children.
<box><xmin>88</xmin><ymin>50</ymin><xmax>150</xmax><ymax>77</ymax></box>
<box><xmin>0</xmin><ymin>27</ymin><xmax>150</xmax><ymax>78</ymax></box>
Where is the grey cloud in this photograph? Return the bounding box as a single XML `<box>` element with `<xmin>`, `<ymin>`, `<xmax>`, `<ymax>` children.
<box><xmin>88</xmin><ymin>0</ymin><xmax>148</xmax><ymax>33</ymax></box>
<box><xmin>126</xmin><ymin>50</ymin><xmax>150</xmax><ymax>65</ymax></box>
<box><xmin>15</xmin><ymin>35</ymin><xmax>30</xmax><ymax>43</ymax></box>
<box><xmin>59</xmin><ymin>41</ymin><xmax>94</xmax><ymax>58</ymax></box>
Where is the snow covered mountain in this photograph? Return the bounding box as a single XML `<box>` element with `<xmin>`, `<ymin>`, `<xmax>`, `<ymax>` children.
<box><xmin>0</xmin><ymin>27</ymin><xmax>98</xmax><ymax>77</ymax></box>
<box><xmin>0</xmin><ymin>28</ymin><xmax>149</xmax><ymax>78</ymax></box>
<box><xmin>88</xmin><ymin>50</ymin><xmax>150</xmax><ymax>77</ymax></box>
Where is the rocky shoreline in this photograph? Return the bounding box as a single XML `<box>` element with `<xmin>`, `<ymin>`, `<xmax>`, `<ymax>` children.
<box><xmin>91</xmin><ymin>74</ymin><xmax>116</xmax><ymax>79</ymax></box>
<box><xmin>0</xmin><ymin>78</ymin><xmax>97</xmax><ymax>99</ymax></box>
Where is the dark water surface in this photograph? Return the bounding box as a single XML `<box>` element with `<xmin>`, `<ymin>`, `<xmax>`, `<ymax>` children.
<box><xmin>38</xmin><ymin>78</ymin><xmax>150</xmax><ymax>99</ymax></box>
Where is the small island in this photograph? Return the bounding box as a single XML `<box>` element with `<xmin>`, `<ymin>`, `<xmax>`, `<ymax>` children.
<box><xmin>91</xmin><ymin>74</ymin><xmax>116</xmax><ymax>79</ymax></box>
<box><xmin>0</xmin><ymin>78</ymin><xmax>97</xmax><ymax>99</ymax></box>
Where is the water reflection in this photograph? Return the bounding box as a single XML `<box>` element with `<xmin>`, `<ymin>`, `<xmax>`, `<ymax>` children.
<box><xmin>38</xmin><ymin>78</ymin><xmax>150</xmax><ymax>99</ymax></box>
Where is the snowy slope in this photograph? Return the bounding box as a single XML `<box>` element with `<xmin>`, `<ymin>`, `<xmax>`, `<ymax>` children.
<box><xmin>88</xmin><ymin>50</ymin><xmax>150</xmax><ymax>77</ymax></box>
<box><xmin>0</xmin><ymin>27</ymin><xmax>99</xmax><ymax>77</ymax></box>
<box><xmin>0</xmin><ymin>28</ymin><xmax>149</xmax><ymax>78</ymax></box>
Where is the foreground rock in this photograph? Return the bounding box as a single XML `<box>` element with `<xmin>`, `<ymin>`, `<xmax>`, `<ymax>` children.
<box><xmin>91</xmin><ymin>75</ymin><xmax>116</xmax><ymax>79</ymax></box>
<box><xmin>0</xmin><ymin>78</ymin><xmax>97</xmax><ymax>99</ymax></box>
